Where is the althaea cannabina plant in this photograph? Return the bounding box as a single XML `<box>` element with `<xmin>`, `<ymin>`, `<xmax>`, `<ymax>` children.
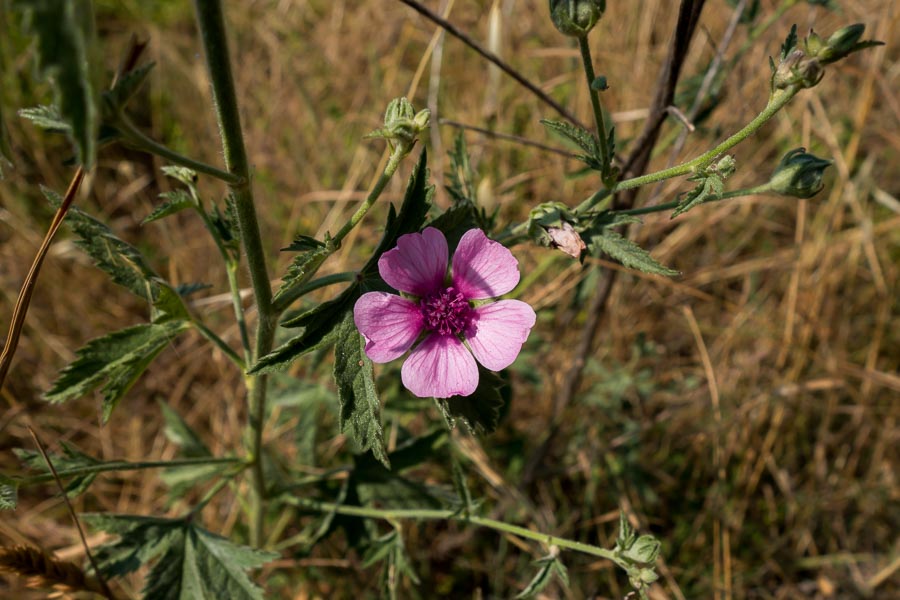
<box><xmin>354</xmin><ymin>228</ymin><xmax>536</xmax><ymax>398</ymax></box>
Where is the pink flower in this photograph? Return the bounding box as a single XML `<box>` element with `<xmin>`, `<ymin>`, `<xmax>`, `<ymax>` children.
<box><xmin>354</xmin><ymin>227</ymin><xmax>536</xmax><ymax>398</ymax></box>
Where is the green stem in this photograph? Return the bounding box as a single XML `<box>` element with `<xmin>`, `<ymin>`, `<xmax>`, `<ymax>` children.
<box><xmin>577</xmin><ymin>35</ymin><xmax>611</xmax><ymax>180</ymax></box>
<box><xmin>115</xmin><ymin>116</ymin><xmax>243</xmax><ymax>185</ymax></box>
<box><xmin>226</xmin><ymin>260</ymin><xmax>252</xmax><ymax>362</ymax></box>
<box><xmin>193</xmin><ymin>0</ymin><xmax>276</xmax><ymax>547</ymax></box>
<box><xmin>191</xmin><ymin>318</ymin><xmax>245</xmax><ymax>369</ymax></box>
<box><xmin>577</xmin><ymin>86</ymin><xmax>800</xmax><ymax>212</ymax></box>
<box><xmin>271</xmin><ymin>271</ymin><xmax>358</xmax><ymax>314</ymax></box>
<box><xmin>284</xmin><ymin>496</ymin><xmax>630</xmax><ymax>570</ymax></box>
<box><xmin>13</xmin><ymin>457</ymin><xmax>241</xmax><ymax>486</ymax></box>
<box><xmin>330</xmin><ymin>144</ymin><xmax>409</xmax><ymax>248</ymax></box>
<box><xmin>607</xmin><ymin>185</ymin><xmax>771</xmax><ymax>217</ymax></box>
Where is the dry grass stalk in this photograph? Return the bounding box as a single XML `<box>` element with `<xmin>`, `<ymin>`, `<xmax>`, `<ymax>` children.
<box><xmin>0</xmin><ymin>545</ymin><xmax>112</xmax><ymax>598</ymax></box>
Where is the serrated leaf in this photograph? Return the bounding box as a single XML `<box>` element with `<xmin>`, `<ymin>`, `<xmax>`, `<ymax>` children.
<box><xmin>362</xmin><ymin>530</ymin><xmax>420</xmax><ymax>598</ymax></box>
<box><xmin>161</xmin><ymin>165</ymin><xmax>198</xmax><ymax>187</ymax></box>
<box><xmin>781</xmin><ymin>24</ymin><xmax>799</xmax><ymax>60</ymax></box>
<box><xmin>272</xmin><ymin>247</ymin><xmax>329</xmax><ymax>305</ymax></box>
<box><xmin>85</xmin><ymin>513</ymin><xmax>278</xmax><ymax>599</ymax></box>
<box><xmin>159</xmin><ymin>401</ymin><xmax>211</xmax><ymax>458</ymax></box>
<box><xmin>445</xmin><ymin>132</ymin><xmax>476</xmax><ymax>205</ymax></box>
<box><xmin>588</xmin><ymin>231</ymin><xmax>679</xmax><ymax>277</ymax></box>
<box><xmin>435</xmin><ymin>367</ymin><xmax>508</xmax><ymax>435</ymax></box>
<box><xmin>515</xmin><ymin>556</ymin><xmax>569</xmax><ymax>599</ymax></box>
<box><xmin>143</xmin><ymin>189</ymin><xmax>193</xmax><ymax>224</ymax></box>
<box><xmin>44</xmin><ymin>187</ymin><xmax>165</xmax><ymax>304</ymax></box>
<box><xmin>427</xmin><ymin>203</ymin><xmax>481</xmax><ymax>253</ymax></box>
<box><xmin>14</xmin><ymin>442</ymin><xmax>101</xmax><ymax>498</ymax></box>
<box><xmin>252</xmin><ymin>150</ymin><xmax>432</xmax><ymax>374</ymax></box>
<box><xmin>0</xmin><ymin>474</ymin><xmax>20</xmax><ymax>510</ymax></box>
<box><xmin>13</xmin><ymin>0</ymin><xmax>98</xmax><ymax>167</ymax></box>
<box><xmin>671</xmin><ymin>172</ymin><xmax>725</xmax><ymax>218</ymax></box>
<box><xmin>103</xmin><ymin>61</ymin><xmax>154</xmax><ymax>115</ymax></box>
<box><xmin>282</xmin><ymin>234</ymin><xmax>326</xmax><ymax>253</ymax></box>
<box><xmin>45</xmin><ymin>321</ymin><xmax>190</xmax><ymax>422</ymax></box>
<box><xmin>18</xmin><ymin>104</ymin><xmax>70</xmax><ymax>132</ymax></box>
<box><xmin>541</xmin><ymin>119</ymin><xmax>604</xmax><ymax>171</ymax></box>
<box><xmin>334</xmin><ymin>312</ymin><xmax>389</xmax><ymax>468</ymax></box>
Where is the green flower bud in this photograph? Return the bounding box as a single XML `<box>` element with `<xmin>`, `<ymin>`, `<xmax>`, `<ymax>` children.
<box><xmin>772</xmin><ymin>49</ymin><xmax>824</xmax><ymax>90</ymax></box>
<box><xmin>365</xmin><ymin>97</ymin><xmax>430</xmax><ymax>152</ymax></box>
<box><xmin>819</xmin><ymin>23</ymin><xmax>865</xmax><ymax>63</ymax></box>
<box><xmin>767</xmin><ymin>148</ymin><xmax>832</xmax><ymax>198</ymax></box>
<box><xmin>549</xmin><ymin>0</ymin><xmax>605</xmax><ymax>38</ymax></box>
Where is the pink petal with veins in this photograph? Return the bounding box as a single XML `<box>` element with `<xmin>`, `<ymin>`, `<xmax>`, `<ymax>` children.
<box><xmin>452</xmin><ymin>229</ymin><xmax>520</xmax><ymax>299</ymax></box>
<box><xmin>378</xmin><ymin>227</ymin><xmax>448</xmax><ymax>296</ymax></box>
<box><xmin>466</xmin><ymin>300</ymin><xmax>536</xmax><ymax>371</ymax></box>
<box><xmin>354</xmin><ymin>292</ymin><xmax>424</xmax><ymax>363</ymax></box>
<box><xmin>401</xmin><ymin>334</ymin><xmax>478</xmax><ymax>398</ymax></box>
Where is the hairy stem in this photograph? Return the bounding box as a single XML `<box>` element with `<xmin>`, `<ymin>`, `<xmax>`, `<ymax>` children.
<box><xmin>115</xmin><ymin>116</ymin><xmax>243</xmax><ymax>185</ymax></box>
<box><xmin>271</xmin><ymin>271</ymin><xmax>358</xmax><ymax>314</ymax></box>
<box><xmin>577</xmin><ymin>36</ymin><xmax>612</xmax><ymax>179</ymax></box>
<box><xmin>284</xmin><ymin>496</ymin><xmax>631</xmax><ymax>571</ymax></box>
<box><xmin>192</xmin><ymin>0</ymin><xmax>275</xmax><ymax>547</ymax></box>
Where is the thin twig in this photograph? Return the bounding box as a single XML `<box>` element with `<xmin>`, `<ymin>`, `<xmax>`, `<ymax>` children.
<box><xmin>27</xmin><ymin>428</ymin><xmax>116</xmax><ymax>600</ymax></box>
<box><xmin>395</xmin><ymin>0</ymin><xmax>587</xmax><ymax>129</ymax></box>
<box><xmin>439</xmin><ymin>118</ymin><xmax>580</xmax><ymax>158</ymax></box>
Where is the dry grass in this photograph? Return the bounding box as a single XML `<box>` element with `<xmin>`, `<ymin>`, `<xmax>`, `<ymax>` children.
<box><xmin>1</xmin><ymin>0</ymin><xmax>898</xmax><ymax>598</ymax></box>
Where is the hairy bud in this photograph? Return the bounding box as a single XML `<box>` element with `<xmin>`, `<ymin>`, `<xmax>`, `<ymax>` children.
<box><xmin>549</xmin><ymin>0</ymin><xmax>605</xmax><ymax>38</ymax></box>
<box><xmin>767</xmin><ymin>148</ymin><xmax>832</xmax><ymax>198</ymax></box>
<box><xmin>364</xmin><ymin>97</ymin><xmax>430</xmax><ymax>153</ymax></box>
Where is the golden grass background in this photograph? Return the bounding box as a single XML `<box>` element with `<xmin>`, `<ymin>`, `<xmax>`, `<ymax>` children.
<box><xmin>1</xmin><ymin>0</ymin><xmax>898</xmax><ymax>597</ymax></box>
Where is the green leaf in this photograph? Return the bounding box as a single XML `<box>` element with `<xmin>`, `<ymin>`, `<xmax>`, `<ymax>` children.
<box><xmin>45</xmin><ymin>321</ymin><xmax>190</xmax><ymax>422</ymax></box>
<box><xmin>143</xmin><ymin>189</ymin><xmax>194</xmax><ymax>224</ymax></box>
<box><xmin>44</xmin><ymin>187</ymin><xmax>165</xmax><ymax>304</ymax></box>
<box><xmin>671</xmin><ymin>172</ymin><xmax>725</xmax><ymax>218</ymax></box>
<box><xmin>445</xmin><ymin>131</ymin><xmax>476</xmax><ymax>205</ymax></box>
<box><xmin>334</xmin><ymin>312</ymin><xmax>389</xmax><ymax>468</ymax></box>
<box><xmin>252</xmin><ymin>149</ymin><xmax>432</xmax><ymax>374</ymax></box>
<box><xmin>0</xmin><ymin>99</ymin><xmax>13</xmax><ymax>179</ymax></box>
<box><xmin>13</xmin><ymin>0</ymin><xmax>98</xmax><ymax>167</ymax></box>
<box><xmin>19</xmin><ymin>104</ymin><xmax>71</xmax><ymax>132</ymax></box>
<box><xmin>14</xmin><ymin>442</ymin><xmax>101</xmax><ymax>498</ymax></box>
<box><xmin>282</xmin><ymin>234</ymin><xmax>326</xmax><ymax>253</ymax></box>
<box><xmin>541</xmin><ymin>119</ymin><xmax>603</xmax><ymax>171</ymax></box>
<box><xmin>159</xmin><ymin>401</ymin><xmax>211</xmax><ymax>458</ymax></box>
<box><xmin>587</xmin><ymin>231</ymin><xmax>679</xmax><ymax>277</ymax></box>
<box><xmin>161</xmin><ymin>165</ymin><xmax>198</xmax><ymax>186</ymax></box>
<box><xmin>102</xmin><ymin>61</ymin><xmax>154</xmax><ymax>115</ymax></box>
<box><xmin>272</xmin><ymin>247</ymin><xmax>329</xmax><ymax>305</ymax></box>
<box><xmin>361</xmin><ymin>530</ymin><xmax>420</xmax><ymax>598</ymax></box>
<box><xmin>623</xmin><ymin>534</ymin><xmax>661</xmax><ymax>564</ymax></box>
<box><xmin>0</xmin><ymin>473</ymin><xmax>20</xmax><ymax>510</ymax></box>
<box><xmin>515</xmin><ymin>555</ymin><xmax>569</xmax><ymax>599</ymax></box>
<box><xmin>435</xmin><ymin>367</ymin><xmax>508</xmax><ymax>435</ymax></box>
<box><xmin>85</xmin><ymin>513</ymin><xmax>278</xmax><ymax>599</ymax></box>
<box><xmin>781</xmin><ymin>24</ymin><xmax>799</xmax><ymax>60</ymax></box>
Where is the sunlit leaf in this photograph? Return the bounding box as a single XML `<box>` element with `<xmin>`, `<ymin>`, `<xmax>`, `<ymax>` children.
<box><xmin>588</xmin><ymin>231</ymin><xmax>679</xmax><ymax>277</ymax></box>
<box><xmin>0</xmin><ymin>474</ymin><xmax>19</xmax><ymax>510</ymax></box>
<box><xmin>435</xmin><ymin>367</ymin><xmax>508</xmax><ymax>435</ymax></box>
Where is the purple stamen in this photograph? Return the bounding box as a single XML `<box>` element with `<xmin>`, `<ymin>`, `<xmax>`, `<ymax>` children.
<box><xmin>420</xmin><ymin>286</ymin><xmax>473</xmax><ymax>336</ymax></box>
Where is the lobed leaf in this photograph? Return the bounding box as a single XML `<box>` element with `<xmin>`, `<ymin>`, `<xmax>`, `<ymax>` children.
<box><xmin>85</xmin><ymin>513</ymin><xmax>278</xmax><ymax>599</ymax></box>
<box><xmin>143</xmin><ymin>189</ymin><xmax>193</xmax><ymax>224</ymax></box>
<box><xmin>103</xmin><ymin>61</ymin><xmax>154</xmax><ymax>116</ymax></box>
<box><xmin>671</xmin><ymin>173</ymin><xmax>725</xmax><ymax>218</ymax></box>
<box><xmin>515</xmin><ymin>555</ymin><xmax>569</xmax><ymax>599</ymax></box>
<box><xmin>0</xmin><ymin>474</ymin><xmax>19</xmax><ymax>510</ymax></box>
<box><xmin>588</xmin><ymin>231</ymin><xmax>679</xmax><ymax>277</ymax></box>
<box><xmin>44</xmin><ymin>321</ymin><xmax>190</xmax><ymax>422</ymax></box>
<box><xmin>445</xmin><ymin>132</ymin><xmax>476</xmax><ymax>205</ymax></box>
<box><xmin>13</xmin><ymin>442</ymin><xmax>101</xmax><ymax>499</ymax></box>
<box><xmin>18</xmin><ymin>104</ymin><xmax>70</xmax><ymax>132</ymax></box>
<box><xmin>541</xmin><ymin>119</ymin><xmax>604</xmax><ymax>171</ymax></box>
<box><xmin>13</xmin><ymin>0</ymin><xmax>98</xmax><ymax>167</ymax></box>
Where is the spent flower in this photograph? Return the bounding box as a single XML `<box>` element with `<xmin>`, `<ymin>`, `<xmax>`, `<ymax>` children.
<box><xmin>354</xmin><ymin>228</ymin><xmax>536</xmax><ymax>398</ymax></box>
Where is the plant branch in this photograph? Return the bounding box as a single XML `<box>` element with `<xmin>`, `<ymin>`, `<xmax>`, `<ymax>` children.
<box><xmin>12</xmin><ymin>456</ymin><xmax>242</xmax><ymax>487</ymax></box>
<box><xmin>271</xmin><ymin>272</ymin><xmax>358</xmax><ymax>315</ymax></box>
<box><xmin>577</xmin><ymin>36</ymin><xmax>612</xmax><ymax>179</ymax></box>
<box><xmin>284</xmin><ymin>496</ymin><xmax>630</xmax><ymax>571</ymax></box>
<box><xmin>192</xmin><ymin>0</ymin><xmax>276</xmax><ymax>547</ymax></box>
<box><xmin>115</xmin><ymin>116</ymin><xmax>243</xmax><ymax>185</ymax></box>
<box><xmin>395</xmin><ymin>0</ymin><xmax>587</xmax><ymax>129</ymax></box>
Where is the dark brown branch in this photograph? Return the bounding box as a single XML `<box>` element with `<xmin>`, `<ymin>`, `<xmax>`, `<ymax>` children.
<box><xmin>396</xmin><ymin>0</ymin><xmax>587</xmax><ymax>129</ymax></box>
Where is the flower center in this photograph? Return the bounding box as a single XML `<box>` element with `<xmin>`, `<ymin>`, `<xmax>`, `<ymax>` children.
<box><xmin>421</xmin><ymin>286</ymin><xmax>473</xmax><ymax>336</ymax></box>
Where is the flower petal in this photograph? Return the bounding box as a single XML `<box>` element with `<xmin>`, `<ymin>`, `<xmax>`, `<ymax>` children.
<box><xmin>378</xmin><ymin>227</ymin><xmax>448</xmax><ymax>296</ymax></box>
<box><xmin>401</xmin><ymin>334</ymin><xmax>478</xmax><ymax>398</ymax></box>
<box><xmin>354</xmin><ymin>292</ymin><xmax>423</xmax><ymax>363</ymax></box>
<box><xmin>452</xmin><ymin>229</ymin><xmax>521</xmax><ymax>299</ymax></box>
<box><xmin>465</xmin><ymin>300</ymin><xmax>536</xmax><ymax>371</ymax></box>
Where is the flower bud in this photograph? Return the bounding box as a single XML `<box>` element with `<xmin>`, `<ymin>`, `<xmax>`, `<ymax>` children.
<box><xmin>819</xmin><ymin>23</ymin><xmax>866</xmax><ymax>63</ymax></box>
<box><xmin>549</xmin><ymin>0</ymin><xmax>605</xmax><ymax>38</ymax></box>
<box><xmin>767</xmin><ymin>148</ymin><xmax>832</xmax><ymax>198</ymax></box>
<box><xmin>365</xmin><ymin>97</ymin><xmax>430</xmax><ymax>152</ymax></box>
